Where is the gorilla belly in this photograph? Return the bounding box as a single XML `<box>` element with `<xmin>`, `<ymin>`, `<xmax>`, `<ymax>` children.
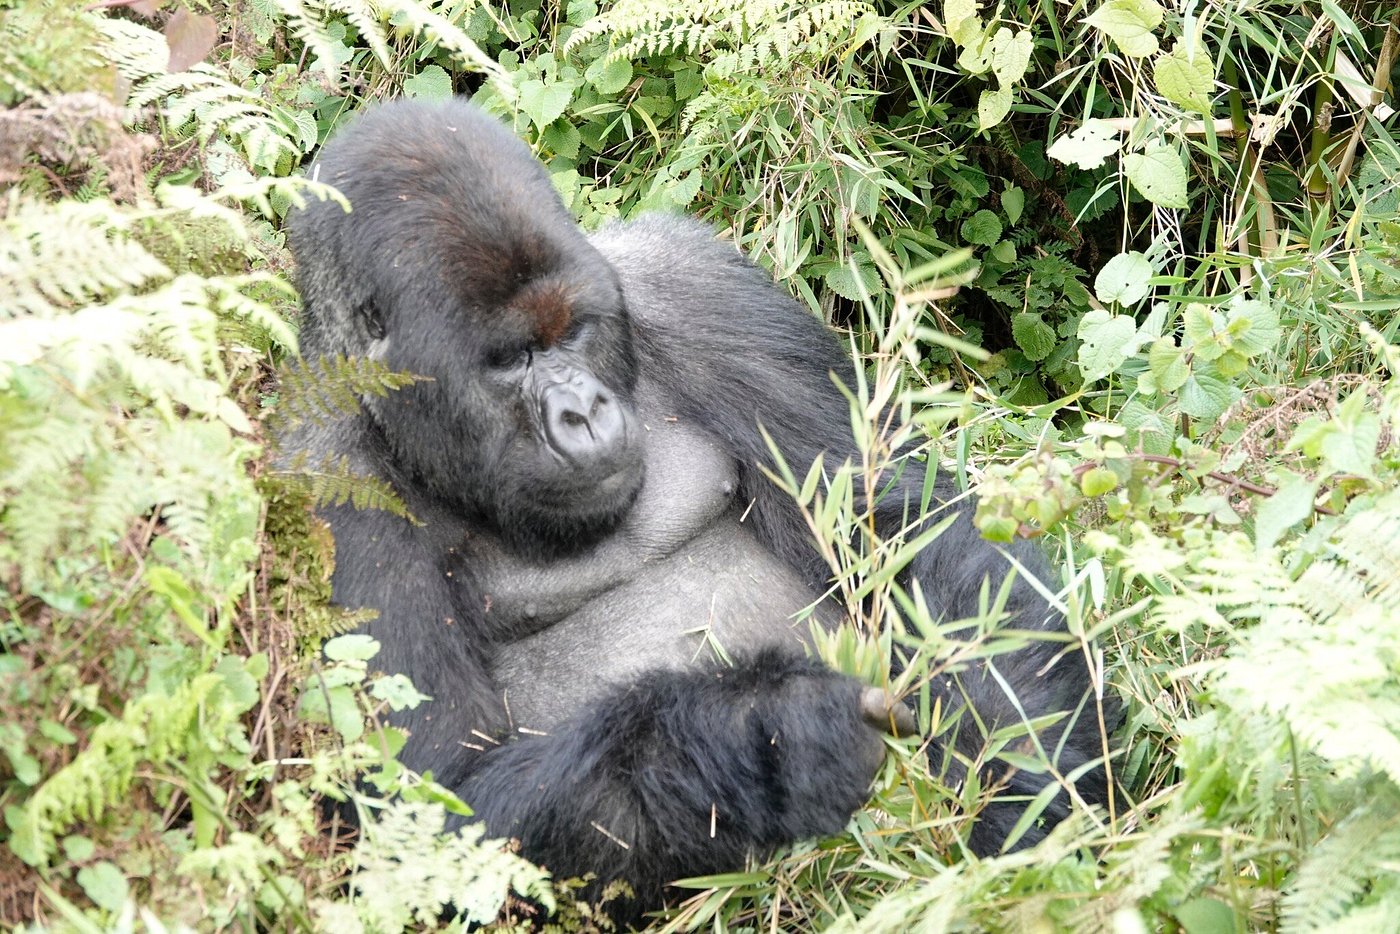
<box><xmin>490</xmin><ymin>520</ymin><xmax>834</xmax><ymax>733</ymax></box>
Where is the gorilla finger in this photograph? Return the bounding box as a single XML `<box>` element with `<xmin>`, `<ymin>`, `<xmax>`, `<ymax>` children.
<box><xmin>860</xmin><ymin>686</ymin><xmax>919</xmax><ymax>737</ymax></box>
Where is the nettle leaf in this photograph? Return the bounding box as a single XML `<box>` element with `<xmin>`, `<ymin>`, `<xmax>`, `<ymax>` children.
<box><xmin>1143</xmin><ymin>338</ymin><xmax>1189</xmax><ymax>394</ymax></box>
<box><xmin>325</xmin><ymin>633</ymin><xmax>382</xmax><ymax>662</ymax></box>
<box><xmin>961</xmin><ymin>209</ymin><xmax>1003</xmax><ymax>246</ymax></box>
<box><xmin>1124</xmin><ymin>145</ymin><xmax>1189</xmax><ymax>207</ymax></box>
<box><xmin>990</xmin><ymin>27</ymin><xmax>1033</xmax><ymax>86</ymax></box>
<box><xmin>1086</xmin><ymin>0</ymin><xmax>1164</xmax><ymax>58</ymax></box>
<box><xmin>978</xmin><ymin>87</ymin><xmax>1013</xmax><ymax>129</ymax></box>
<box><xmin>825</xmin><ymin>261</ymin><xmax>881</xmax><ymax>301</ymax></box>
<box><xmin>1254</xmin><ymin>472</ymin><xmax>1318</xmax><ymax>551</ymax></box>
<box><xmin>77</xmin><ymin>861</ymin><xmax>129</xmax><ymax>913</ymax></box>
<box><xmin>1225</xmin><ymin>297</ymin><xmax>1281</xmax><ymax>356</ymax></box>
<box><xmin>1078</xmin><ymin>309</ymin><xmax>1146</xmax><ymax>383</ymax></box>
<box><xmin>1047</xmin><ymin>119</ymin><xmax>1122</xmax><ymax>169</ymax></box>
<box><xmin>404</xmin><ymin>65</ymin><xmax>453</xmax><ymax>101</ymax></box>
<box><xmin>1095</xmin><ymin>251</ymin><xmax>1154</xmax><ymax>306</ymax></box>
<box><xmin>1178</xmin><ymin>371</ymin><xmax>1238</xmax><ymax>421</ymax></box>
<box><xmin>586</xmin><ymin>56</ymin><xmax>633</xmax><ymax>95</ymax></box>
<box><xmin>371</xmin><ymin>674</ymin><xmax>432</xmax><ymax>711</ymax></box>
<box><xmin>1153</xmin><ymin>42</ymin><xmax>1215</xmax><ymax>112</ymax></box>
<box><xmin>1013</xmin><ymin>313</ymin><xmax>1057</xmax><ymax>361</ymax></box>
<box><xmin>1182</xmin><ymin>303</ymin><xmax>1223</xmax><ymax>355</ymax></box>
<box><xmin>518</xmin><ymin>78</ymin><xmax>577</xmax><ymax>130</ymax></box>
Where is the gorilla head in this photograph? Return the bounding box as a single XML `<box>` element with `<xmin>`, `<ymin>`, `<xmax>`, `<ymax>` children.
<box><xmin>291</xmin><ymin>106</ymin><xmax>645</xmax><ymax>556</ymax></box>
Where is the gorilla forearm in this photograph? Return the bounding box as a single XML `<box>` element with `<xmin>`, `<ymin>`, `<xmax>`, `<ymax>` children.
<box><xmin>454</xmin><ymin>651</ymin><xmax>882</xmax><ymax>912</ymax></box>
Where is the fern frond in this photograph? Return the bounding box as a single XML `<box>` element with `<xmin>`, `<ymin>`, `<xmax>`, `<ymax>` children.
<box><xmin>0</xmin><ymin>197</ymin><xmax>169</xmax><ymax>316</ymax></box>
<box><xmin>272</xmin><ymin>354</ymin><xmax>428</xmax><ymax>430</ymax></box>
<box><xmin>9</xmin><ymin>673</ymin><xmax>245</xmax><ymax>866</ymax></box>
<box><xmin>1280</xmin><ymin>790</ymin><xmax>1400</xmax><ymax>932</ymax></box>
<box><xmin>277</xmin><ymin>451</ymin><xmax>417</xmax><ymax>522</ymax></box>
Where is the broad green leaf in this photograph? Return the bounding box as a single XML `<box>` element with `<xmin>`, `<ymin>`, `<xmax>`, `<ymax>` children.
<box><xmin>404</xmin><ymin>64</ymin><xmax>453</xmax><ymax>100</ymax></box>
<box><xmin>1176</xmin><ymin>897</ymin><xmax>1239</xmax><ymax>934</ymax></box>
<box><xmin>325</xmin><ymin>633</ymin><xmax>381</xmax><ymax>662</ymax></box>
<box><xmin>518</xmin><ymin>78</ymin><xmax>575</xmax><ymax>130</ymax></box>
<box><xmin>586</xmin><ymin>56</ymin><xmax>633</xmax><ymax>95</ymax></box>
<box><xmin>1225</xmin><ymin>297</ymin><xmax>1281</xmax><ymax>356</ymax></box>
<box><xmin>990</xmin><ymin>240</ymin><xmax>1017</xmax><ymax>263</ymax></box>
<box><xmin>961</xmin><ymin>209</ymin><xmax>1003</xmax><ymax>246</ymax></box>
<box><xmin>1081</xmin><ymin>466</ymin><xmax>1119</xmax><ymax>496</ymax></box>
<box><xmin>370</xmin><ymin>673</ymin><xmax>432</xmax><ymax>711</ymax></box>
<box><xmin>1047</xmin><ymin>119</ymin><xmax>1122</xmax><ymax>169</ymax></box>
<box><xmin>1095</xmin><ymin>251</ymin><xmax>1154</xmax><ymax>305</ymax></box>
<box><xmin>77</xmin><ymin>861</ymin><xmax>129</xmax><ymax>912</ymax></box>
<box><xmin>1013</xmin><ymin>313</ymin><xmax>1056</xmax><ymax>361</ymax></box>
<box><xmin>989</xmin><ymin>28</ymin><xmax>1033</xmax><ymax>87</ymax></box>
<box><xmin>668</xmin><ymin>168</ymin><xmax>703</xmax><ymax>206</ymax></box>
<box><xmin>1086</xmin><ymin>0</ymin><xmax>1164</xmax><ymax>58</ymax></box>
<box><xmin>1145</xmin><ymin>338</ymin><xmax>1189</xmax><ymax>393</ymax></box>
<box><xmin>978</xmin><ymin>87</ymin><xmax>1013</xmax><ymax>129</ymax></box>
<box><xmin>62</xmin><ymin>835</ymin><xmax>95</xmax><ymax>862</ymax></box>
<box><xmin>1153</xmin><ymin>43</ymin><xmax>1215</xmax><ymax>112</ymax></box>
<box><xmin>1182</xmin><ymin>303</ymin><xmax>1222</xmax><ymax>356</ymax></box>
<box><xmin>1253</xmin><ymin>472</ymin><xmax>1318</xmax><ymax>551</ymax></box>
<box><xmin>301</xmin><ymin>684</ymin><xmax>365</xmax><ymax>742</ymax></box>
<box><xmin>1178</xmin><ymin>371</ymin><xmax>1237</xmax><ymax>421</ymax></box>
<box><xmin>825</xmin><ymin>262</ymin><xmax>881</xmax><ymax>301</ymax></box>
<box><xmin>1078</xmin><ymin>310</ymin><xmax>1144</xmax><ymax>383</ymax></box>
<box><xmin>1001</xmin><ymin>186</ymin><xmax>1024</xmax><ymax>224</ymax></box>
<box><xmin>1124</xmin><ymin>145</ymin><xmax>1189</xmax><ymax>207</ymax></box>
<box><xmin>1120</xmin><ymin>399</ymin><xmax>1174</xmax><ymax>455</ymax></box>
<box><xmin>1317</xmin><ymin>391</ymin><xmax>1382</xmax><ymax>478</ymax></box>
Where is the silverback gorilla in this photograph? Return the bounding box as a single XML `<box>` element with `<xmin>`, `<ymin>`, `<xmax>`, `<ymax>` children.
<box><xmin>285</xmin><ymin>98</ymin><xmax>1108</xmax><ymax>919</ymax></box>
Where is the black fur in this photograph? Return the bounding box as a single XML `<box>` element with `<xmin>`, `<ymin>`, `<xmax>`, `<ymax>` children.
<box><xmin>285</xmin><ymin>98</ymin><xmax>1111</xmax><ymax>923</ymax></box>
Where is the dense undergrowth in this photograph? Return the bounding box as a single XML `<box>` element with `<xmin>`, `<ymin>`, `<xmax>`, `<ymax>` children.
<box><xmin>2</xmin><ymin>0</ymin><xmax>1398</xmax><ymax>930</ymax></box>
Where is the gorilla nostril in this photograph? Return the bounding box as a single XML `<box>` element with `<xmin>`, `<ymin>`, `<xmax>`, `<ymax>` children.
<box><xmin>561</xmin><ymin>410</ymin><xmax>588</xmax><ymax>429</ymax></box>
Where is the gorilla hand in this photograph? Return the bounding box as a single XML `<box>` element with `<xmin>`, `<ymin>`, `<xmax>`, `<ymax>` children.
<box><xmin>453</xmin><ymin>649</ymin><xmax>905</xmax><ymax>921</ymax></box>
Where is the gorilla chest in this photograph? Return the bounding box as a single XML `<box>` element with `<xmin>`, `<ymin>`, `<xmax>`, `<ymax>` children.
<box><xmin>465</xmin><ymin>400</ymin><xmax>831</xmax><ymax>732</ymax></box>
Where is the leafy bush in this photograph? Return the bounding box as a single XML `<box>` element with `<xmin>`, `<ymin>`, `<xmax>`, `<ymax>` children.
<box><xmin>3</xmin><ymin>0</ymin><xmax>1399</xmax><ymax>930</ymax></box>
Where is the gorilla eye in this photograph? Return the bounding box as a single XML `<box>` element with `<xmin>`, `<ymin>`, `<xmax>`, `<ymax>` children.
<box><xmin>486</xmin><ymin>345</ymin><xmax>529</xmax><ymax>369</ymax></box>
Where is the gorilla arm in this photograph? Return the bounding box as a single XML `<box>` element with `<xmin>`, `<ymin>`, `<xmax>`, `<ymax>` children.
<box><xmin>592</xmin><ymin>216</ymin><xmax>1112</xmax><ymax>853</ymax></box>
<box><xmin>454</xmin><ymin>650</ymin><xmax>891</xmax><ymax>917</ymax></box>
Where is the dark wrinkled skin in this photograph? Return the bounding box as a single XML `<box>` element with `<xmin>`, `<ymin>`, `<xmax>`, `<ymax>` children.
<box><xmin>284</xmin><ymin>98</ymin><xmax>1113</xmax><ymax>925</ymax></box>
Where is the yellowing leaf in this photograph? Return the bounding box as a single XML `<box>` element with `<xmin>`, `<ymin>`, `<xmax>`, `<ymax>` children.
<box><xmin>1124</xmin><ymin>144</ymin><xmax>1188</xmax><ymax>207</ymax></box>
<box><xmin>990</xmin><ymin>27</ymin><xmax>1033</xmax><ymax>87</ymax></box>
<box><xmin>978</xmin><ymin>87</ymin><xmax>1013</xmax><ymax>129</ymax></box>
<box><xmin>1086</xmin><ymin>0</ymin><xmax>1164</xmax><ymax>58</ymax></box>
<box><xmin>945</xmin><ymin>0</ymin><xmax>982</xmax><ymax>45</ymax></box>
<box><xmin>1153</xmin><ymin>43</ymin><xmax>1215</xmax><ymax>112</ymax></box>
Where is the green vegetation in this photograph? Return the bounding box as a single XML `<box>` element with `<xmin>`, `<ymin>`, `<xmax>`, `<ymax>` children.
<box><xmin>2</xmin><ymin>0</ymin><xmax>1398</xmax><ymax>930</ymax></box>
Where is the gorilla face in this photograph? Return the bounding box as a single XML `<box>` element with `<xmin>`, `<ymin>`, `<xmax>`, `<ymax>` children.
<box><xmin>364</xmin><ymin>243</ymin><xmax>645</xmax><ymax>558</ymax></box>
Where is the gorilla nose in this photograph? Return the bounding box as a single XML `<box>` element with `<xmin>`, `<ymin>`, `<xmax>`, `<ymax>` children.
<box><xmin>542</xmin><ymin>376</ymin><xmax>628</xmax><ymax>467</ymax></box>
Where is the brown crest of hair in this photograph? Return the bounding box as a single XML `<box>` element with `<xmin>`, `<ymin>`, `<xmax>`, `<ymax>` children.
<box><xmin>515</xmin><ymin>279</ymin><xmax>575</xmax><ymax>347</ymax></box>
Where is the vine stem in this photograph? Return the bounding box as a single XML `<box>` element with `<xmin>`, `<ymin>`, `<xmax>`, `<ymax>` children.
<box><xmin>1073</xmin><ymin>453</ymin><xmax>1339</xmax><ymax>516</ymax></box>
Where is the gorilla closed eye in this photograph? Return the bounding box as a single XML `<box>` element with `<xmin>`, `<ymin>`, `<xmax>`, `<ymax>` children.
<box><xmin>486</xmin><ymin>345</ymin><xmax>531</xmax><ymax>369</ymax></box>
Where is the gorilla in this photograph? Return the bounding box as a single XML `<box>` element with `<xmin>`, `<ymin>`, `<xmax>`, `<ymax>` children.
<box><xmin>285</xmin><ymin>97</ymin><xmax>1109</xmax><ymax>920</ymax></box>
